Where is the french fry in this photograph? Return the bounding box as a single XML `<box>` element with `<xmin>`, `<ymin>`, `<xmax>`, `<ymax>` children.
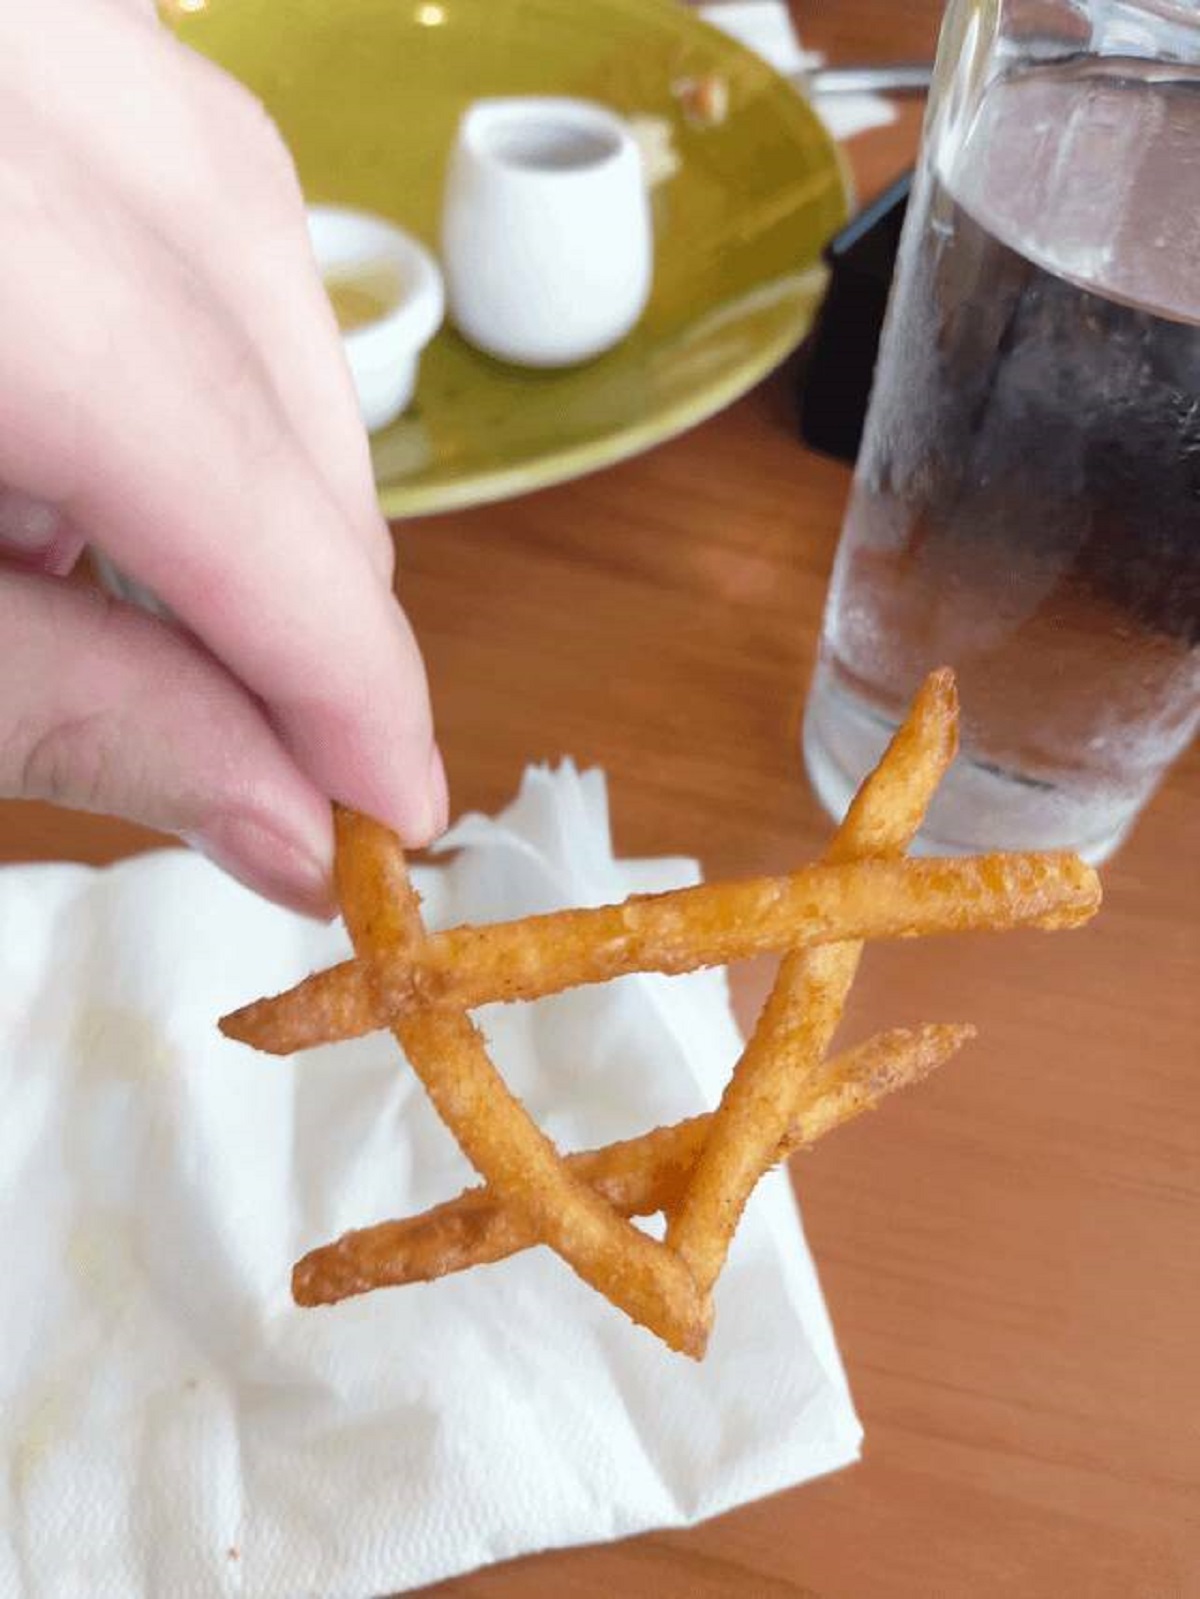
<box><xmin>293</xmin><ymin>1023</ymin><xmax>975</xmax><ymax>1307</ymax></box>
<box><xmin>668</xmin><ymin>668</ymin><xmax>959</xmax><ymax>1302</ymax></box>
<box><xmin>222</xmin><ymin>670</ymin><xmax>1104</xmax><ymax>1357</ymax></box>
<box><xmin>334</xmin><ymin>808</ymin><xmax>708</xmax><ymax>1356</ymax></box>
<box><xmin>222</xmin><ymin>847</ymin><xmax>1099</xmax><ymax>1055</ymax></box>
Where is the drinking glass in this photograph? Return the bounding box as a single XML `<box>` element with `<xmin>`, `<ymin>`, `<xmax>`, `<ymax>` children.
<box><xmin>804</xmin><ymin>0</ymin><xmax>1200</xmax><ymax>861</ymax></box>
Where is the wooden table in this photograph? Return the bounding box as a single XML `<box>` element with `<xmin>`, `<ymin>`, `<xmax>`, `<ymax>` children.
<box><xmin>3</xmin><ymin>3</ymin><xmax>1197</xmax><ymax>1594</ymax></box>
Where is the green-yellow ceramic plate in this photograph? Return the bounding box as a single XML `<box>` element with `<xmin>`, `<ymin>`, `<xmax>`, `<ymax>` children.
<box><xmin>171</xmin><ymin>0</ymin><xmax>849</xmax><ymax>515</ymax></box>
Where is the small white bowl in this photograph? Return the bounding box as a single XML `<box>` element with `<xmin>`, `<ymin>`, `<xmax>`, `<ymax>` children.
<box><xmin>441</xmin><ymin>97</ymin><xmax>653</xmax><ymax>369</ymax></box>
<box><xmin>307</xmin><ymin>204</ymin><xmax>444</xmax><ymax>432</ymax></box>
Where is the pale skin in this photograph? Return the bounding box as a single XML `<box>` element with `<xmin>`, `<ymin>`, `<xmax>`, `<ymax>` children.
<box><xmin>0</xmin><ymin>0</ymin><xmax>444</xmax><ymax>915</ymax></box>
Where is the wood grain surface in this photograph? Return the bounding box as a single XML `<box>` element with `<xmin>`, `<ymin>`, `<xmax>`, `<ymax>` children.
<box><xmin>1</xmin><ymin>2</ymin><xmax>1196</xmax><ymax>1595</ymax></box>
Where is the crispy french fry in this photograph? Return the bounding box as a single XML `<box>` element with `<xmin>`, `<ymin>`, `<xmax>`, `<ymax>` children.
<box><xmin>225</xmin><ymin>670</ymin><xmax>1105</xmax><ymax>1357</ymax></box>
<box><xmin>668</xmin><ymin>668</ymin><xmax>959</xmax><ymax>1301</ymax></box>
<box><xmin>222</xmin><ymin>847</ymin><xmax>1099</xmax><ymax>1055</ymax></box>
<box><xmin>293</xmin><ymin>1023</ymin><xmax>974</xmax><ymax>1308</ymax></box>
<box><xmin>334</xmin><ymin>808</ymin><xmax>707</xmax><ymax>1357</ymax></box>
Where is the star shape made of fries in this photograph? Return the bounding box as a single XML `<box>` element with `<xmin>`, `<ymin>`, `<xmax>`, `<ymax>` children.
<box><xmin>221</xmin><ymin>672</ymin><xmax>1101</xmax><ymax>1357</ymax></box>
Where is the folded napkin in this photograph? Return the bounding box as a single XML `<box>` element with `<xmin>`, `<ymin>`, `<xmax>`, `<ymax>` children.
<box><xmin>697</xmin><ymin>0</ymin><xmax>897</xmax><ymax>142</ymax></box>
<box><xmin>0</xmin><ymin>765</ymin><xmax>861</xmax><ymax>1598</ymax></box>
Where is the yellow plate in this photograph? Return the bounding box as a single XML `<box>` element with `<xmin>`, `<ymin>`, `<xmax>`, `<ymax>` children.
<box><xmin>171</xmin><ymin>0</ymin><xmax>849</xmax><ymax>516</ymax></box>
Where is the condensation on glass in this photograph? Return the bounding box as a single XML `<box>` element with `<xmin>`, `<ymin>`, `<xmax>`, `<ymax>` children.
<box><xmin>805</xmin><ymin>0</ymin><xmax>1200</xmax><ymax>860</ymax></box>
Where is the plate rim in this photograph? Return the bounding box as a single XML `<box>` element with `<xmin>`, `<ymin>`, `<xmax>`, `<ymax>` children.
<box><xmin>379</xmin><ymin>263</ymin><xmax>834</xmax><ymax>518</ymax></box>
<box><xmin>383</xmin><ymin>0</ymin><xmax>852</xmax><ymax>515</ymax></box>
<box><xmin>175</xmin><ymin>0</ymin><xmax>852</xmax><ymax>519</ymax></box>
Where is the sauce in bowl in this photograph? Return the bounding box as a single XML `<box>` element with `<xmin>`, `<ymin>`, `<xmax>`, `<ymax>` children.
<box><xmin>325</xmin><ymin>265</ymin><xmax>396</xmax><ymax>333</ymax></box>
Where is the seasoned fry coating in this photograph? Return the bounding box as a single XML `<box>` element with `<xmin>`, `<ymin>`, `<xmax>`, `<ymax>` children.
<box><xmin>668</xmin><ymin>669</ymin><xmax>958</xmax><ymax>1297</ymax></box>
<box><xmin>293</xmin><ymin>1024</ymin><xmax>974</xmax><ymax>1307</ymax></box>
<box><xmin>335</xmin><ymin>808</ymin><xmax>706</xmax><ymax>1355</ymax></box>
<box><xmin>223</xmin><ymin>846</ymin><xmax>1098</xmax><ymax>1055</ymax></box>
<box><xmin>219</xmin><ymin>670</ymin><xmax>1103</xmax><ymax>1356</ymax></box>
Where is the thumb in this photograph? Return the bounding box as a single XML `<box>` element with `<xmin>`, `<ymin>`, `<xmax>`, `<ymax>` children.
<box><xmin>0</xmin><ymin>570</ymin><xmax>337</xmax><ymax>916</ymax></box>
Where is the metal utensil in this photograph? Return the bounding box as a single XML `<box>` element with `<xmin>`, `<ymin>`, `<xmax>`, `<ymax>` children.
<box><xmin>798</xmin><ymin>63</ymin><xmax>933</xmax><ymax>97</ymax></box>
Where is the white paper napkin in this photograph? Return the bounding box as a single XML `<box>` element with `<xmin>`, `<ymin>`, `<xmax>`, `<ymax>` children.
<box><xmin>697</xmin><ymin>0</ymin><xmax>898</xmax><ymax>142</ymax></box>
<box><xmin>0</xmin><ymin>764</ymin><xmax>861</xmax><ymax>1598</ymax></box>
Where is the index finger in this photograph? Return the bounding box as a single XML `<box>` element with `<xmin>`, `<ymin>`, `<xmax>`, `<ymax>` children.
<box><xmin>0</xmin><ymin>142</ymin><xmax>443</xmax><ymax>843</ymax></box>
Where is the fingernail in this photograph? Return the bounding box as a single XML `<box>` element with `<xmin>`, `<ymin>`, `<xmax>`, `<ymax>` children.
<box><xmin>429</xmin><ymin>743</ymin><xmax>449</xmax><ymax>829</ymax></box>
<box><xmin>0</xmin><ymin>492</ymin><xmax>59</xmax><ymax>550</ymax></box>
<box><xmin>185</xmin><ymin>813</ymin><xmax>336</xmax><ymax>919</ymax></box>
<box><xmin>0</xmin><ymin>493</ymin><xmax>77</xmax><ymax>573</ymax></box>
<box><xmin>405</xmin><ymin>742</ymin><xmax>449</xmax><ymax>847</ymax></box>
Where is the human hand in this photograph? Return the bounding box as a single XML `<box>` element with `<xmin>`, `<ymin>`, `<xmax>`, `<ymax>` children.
<box><xmin>0</xmin><ymin>0</ymin><xmax>444</xmax><ymax>916</ymax></box>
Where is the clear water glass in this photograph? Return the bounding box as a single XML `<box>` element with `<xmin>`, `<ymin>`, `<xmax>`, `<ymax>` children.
<box><xmin>804</xmin><ymin>0</ymin><xmax>1200</xmax><ymax>861</ymax></box>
